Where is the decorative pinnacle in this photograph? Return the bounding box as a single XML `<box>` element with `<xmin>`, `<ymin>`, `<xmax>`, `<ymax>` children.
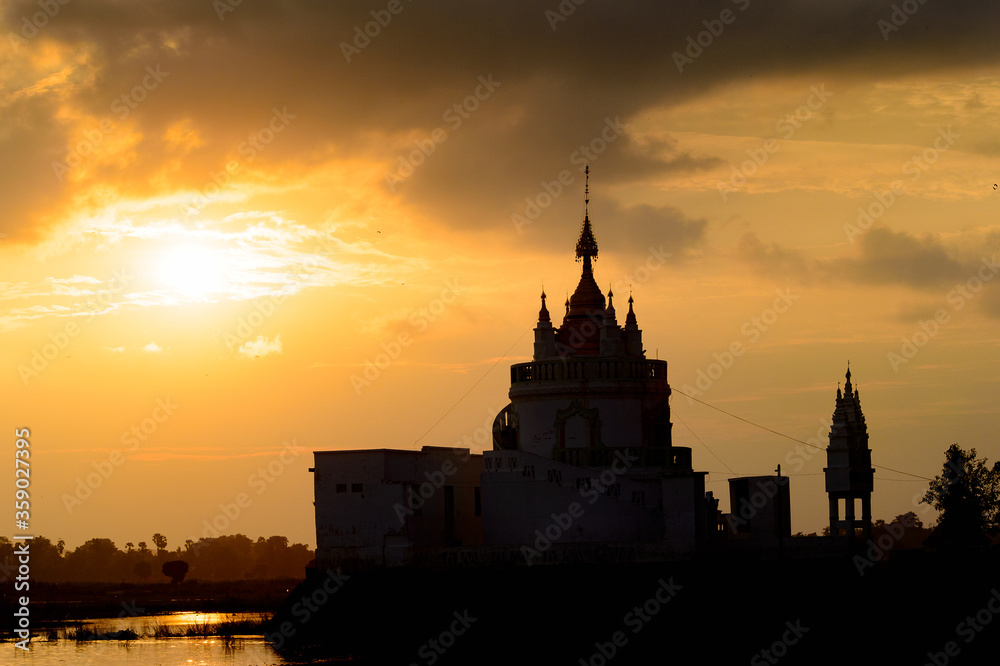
<box><xmin>585</xmin><ymin>164</ymin><xmax>590</xmax><ymax>219</ymax></box>
<box><xmin>538</xmin><ymin>289</ymin><xmax>550</xmax><ymax>323</ymax></box>
<box><xmin>575</xmin><ymin>166</ymin><xmax>598</xmax><ymax>263</ymax></box>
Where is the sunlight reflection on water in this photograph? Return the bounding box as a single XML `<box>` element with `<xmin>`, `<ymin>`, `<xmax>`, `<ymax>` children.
<box><xmin>11</xmin><ymin>636</ymin><xmax>288</xmax><ymax>666</ymax></box>
<box><xmin>10</xmin><ymin>613</ymin><xmax>295</xmax><ymax>666</ymax></box>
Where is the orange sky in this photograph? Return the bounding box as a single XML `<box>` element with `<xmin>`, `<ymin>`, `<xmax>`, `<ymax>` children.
<box><xmin>3</xmin><ymin>0</ymin><xmax>1000</xmax><ymax>550</ymax></box>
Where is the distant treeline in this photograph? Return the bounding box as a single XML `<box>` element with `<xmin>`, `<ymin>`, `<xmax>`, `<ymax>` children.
<box><xmin>0</xmin><ymin>534</ymin><xmax>312</xmax><ymax>583</ymax></box>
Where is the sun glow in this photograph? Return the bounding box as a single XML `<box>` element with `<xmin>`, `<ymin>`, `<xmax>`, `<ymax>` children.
<box><xmin>153</xmin><ymin>244</ymin><xmax>228</xmax><ymax>299</ymax></box>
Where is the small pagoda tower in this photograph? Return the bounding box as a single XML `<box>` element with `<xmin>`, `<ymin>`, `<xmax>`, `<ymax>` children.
<box><xmin>824</xmin><ymin>366</ymin><xmax>874</xmax><ymax>540</ymax></box>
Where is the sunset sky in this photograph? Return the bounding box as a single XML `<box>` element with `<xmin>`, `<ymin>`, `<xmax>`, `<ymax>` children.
<box><xmin>3</xmin><ymin>0</ymin><xmax>1000</xmax><ymax>551</ymax></box>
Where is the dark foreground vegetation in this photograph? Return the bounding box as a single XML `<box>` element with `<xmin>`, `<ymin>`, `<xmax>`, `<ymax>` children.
<box><xmin>268</xmin><ymin>548</ymin><xmax>1000</xmax><ymax>665</ymax></box>
<box><xmin>0</xmin><ymin>533</ymin><xmax>312</xmax><ymax>583</ymax></box>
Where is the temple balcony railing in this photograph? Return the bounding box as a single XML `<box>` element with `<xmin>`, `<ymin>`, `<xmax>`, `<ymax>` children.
<box><xmin>510</xmin><ymin>358</ymin><xmax>668</xmax><ymax>385</ymax></box>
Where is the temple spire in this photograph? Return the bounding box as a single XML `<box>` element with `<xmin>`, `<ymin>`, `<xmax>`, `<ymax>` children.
<box><xmin>575</xmin><ymin>165</ymin><xmax>598</xmax><ymax>264</ymax></box>
<box><xmin>538</xmin><ymin>290</ymin><xmax>550</xmax><ymax>323</ymax></box>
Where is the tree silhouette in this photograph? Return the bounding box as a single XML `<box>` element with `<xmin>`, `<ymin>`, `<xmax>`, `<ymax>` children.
<box><xmin>17</xmin><ymin>534</ymin><xmax>313</xmax><ymax>582</ymax></box>
<box><xmin>922</xmin><ymin>444</ymin><xmax>1000</xmax><ymax>551</ymax></box>
<box><xmin>162</xmin><ymin>560</ymin><xmax>189</xmax><ymax>584</ymax></box>
<box><xmin>152</xmin><ymin>533</ymin><xmax>168</xmax><ymax>553</ymax></box>
<box><xmin>67</xmin><ymin>538</ymin><xmax>121</xmax><ymax>581</ymax></box>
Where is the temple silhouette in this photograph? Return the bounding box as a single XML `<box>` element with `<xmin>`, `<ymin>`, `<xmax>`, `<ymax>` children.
<box><xmin>309</xmin><ymin>168</ymin><xmax>875</xmax><ymax>569</ymax></box>
<box><xmin>271</xmin><ymin>171</ymin><xmax>999</xmax><ymax>666</ymax></box>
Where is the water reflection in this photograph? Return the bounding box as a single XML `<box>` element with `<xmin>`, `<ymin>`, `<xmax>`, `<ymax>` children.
<box><xmin>10</xmin><ymin>612</ymin><xmax>290</xmax><ymax>666</ymax></box>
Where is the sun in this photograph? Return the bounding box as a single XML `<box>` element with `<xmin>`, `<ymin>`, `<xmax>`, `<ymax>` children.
<box><xmin>153</xmin><ymin>244</ymin><xmax>228</xmax><ymax>299</ymax></box>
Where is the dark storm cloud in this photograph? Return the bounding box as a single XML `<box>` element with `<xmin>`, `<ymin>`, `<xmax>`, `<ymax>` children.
<box><xmin>739</xmin><ymin>227</ymin><xmax>987</xmax><ymax>292</ymax></box>
<box><xmin>596</xmin><ymin>200</ymin><xmax>707</xmax><ymax>258</ymax></box>
<box><xmin>4</xmin><ymin>0</ymin><xmax>1000</xmax><ymax>240</ymax></box>
<box><xmin>847</xmin><ymin>227</ymin><xmax>967</xmax><ymax>288</ymax></box>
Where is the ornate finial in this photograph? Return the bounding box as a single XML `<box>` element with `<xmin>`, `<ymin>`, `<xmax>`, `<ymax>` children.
<box><xmin>585</xmin><ymin>164</ymin><xmax>590</xmax><ymax>219</ymax></box>
<box><xmin>575</xmin><ymin>165</ymin><xmax>598</xmax><ymax>263</ymax></box>
<box><xmin>538</xmin><ymin>289</ymin><xmax>550</xmax><ymax>323</ymax></box>
<box><xmin>626</xmin><ymin>291</ymin><xmax>637</xmax><ymax>326</ymax></box>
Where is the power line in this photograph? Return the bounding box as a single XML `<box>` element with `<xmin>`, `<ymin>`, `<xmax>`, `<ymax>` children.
<box><xmin>671</xmin><ymin>387</ymin><xmax>932</xmax><ymax>482</ymax></box>
<box><xmin>413</xmin><ymin>327</ymin><xmax>530</xmax><ymax>447</ymax></box>
<box><xmin>671</xmin><ymin>406</ymin><xmax>738</xmax><ymax>476</ymax></box>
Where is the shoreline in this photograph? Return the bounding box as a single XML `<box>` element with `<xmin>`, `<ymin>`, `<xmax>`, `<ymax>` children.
<box><xmin>3</xmin><ymin>578</ymin><xmax>299</xmax><ymax>629</ymax></box>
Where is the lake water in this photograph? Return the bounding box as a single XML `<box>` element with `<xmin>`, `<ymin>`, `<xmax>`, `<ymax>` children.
<box><xmin>6</xmin><ymin>612</ymin><xmax>309</xmax><ymax>666</ymax></box>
